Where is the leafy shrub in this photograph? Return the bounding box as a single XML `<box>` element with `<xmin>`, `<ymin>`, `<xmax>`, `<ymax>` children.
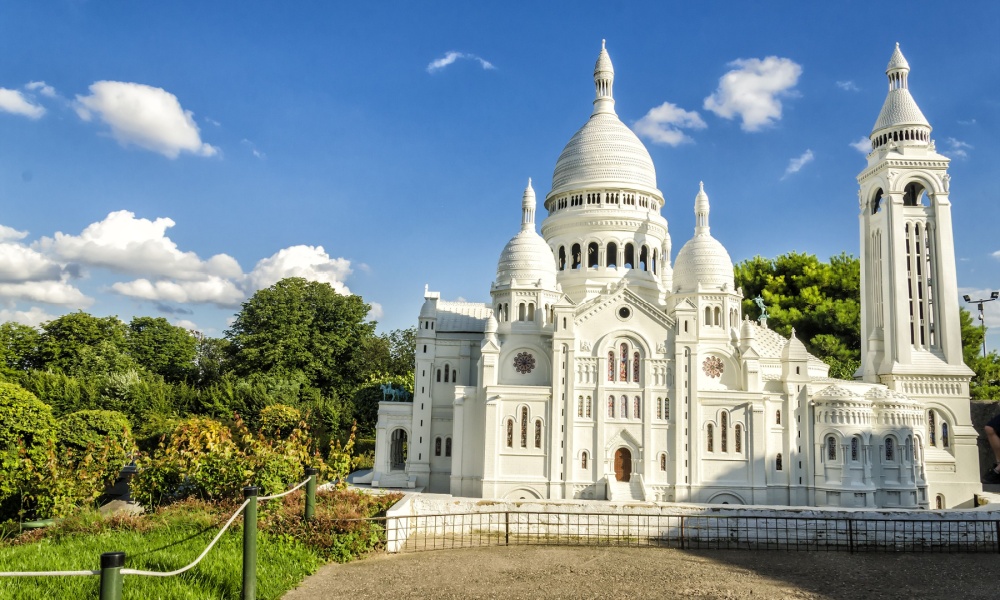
<box><xmin>259</xmin><ymin>404</ymin><xmax>301</xmax><ymax>438</ymax></box>
<box><xmin>355</xmin><ymin>437</ymin><xmax>376</xmax><ymax>455</ymax></box>
<box><xmin>132</xmin><ymin>416</ymin><xmax>329</xmax><ymax>508</ymax></box>
<box><xmin>57</xmin><ymin>410</ymin><xmax>135</xmax><ymax>465</ymax></box>
<box><xmin>0</xmin><ymin>383</ymin><xmax>56</xmax><ymax>520</ymax></box>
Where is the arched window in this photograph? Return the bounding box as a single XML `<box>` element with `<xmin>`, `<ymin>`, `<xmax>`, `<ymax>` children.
<box><xmin>775</xmin><ymin>409</ymin><xmax>781</xmax><ymax>425</ymax></box>
<box><xmin>633</xmin><ymin>396</ymin><xmax>641</xmax><ymax>419</ymax></box>
<box><xmin>452</xmin><ymin>367</ymin><xmax>457</xmax><ymax>383</ymax></box>
<box><xmin>608</xmin><ymin>395</ymin><xmax>615</xmax><ymax>418</ymax></box>
<box><xmin>527</xmin><ymin>303</ymin><xmax>535</xmax><ymax>322</ymax></box>
<box><xmin>633</xmin><ymin>352</ymin><xmax>640</xmax><ymax>383</ymax></box>
<box><xmin>520</xmin><ymin>407</ymin><xmax>528</xmax><ymax>447</ymax></box>
<box><xmin>435</xmin><ymin>437</ymin><xmax>442</xmax><ymax>456</ymax></box>
<box><xmin>707</xmin><ymin>424</ymin><xmax>714</xmax><ymax>452</ymax></box>
<box><xmin>776</xmin><ymin>453</ymin><xmax>783</xmax><ymax>471</ymax></box>
<box><xmin>935</xmin><ymin>494</ymin><xmax>944</xmax><ymax>509</ymax></box>
<box><xmin>436</xmin><ymin>369</ymin><xmax>441</xmax><ymax>382</ymax></box>
<box><xmin>620</xmin><ymin>343</ymin><xmax>629</xmax><ymax>381</ymax></box>
<box><xmin>534</xmin><ymin>420</ymin><xmax>542</xmax><ymax>448</ymax></box>
<box><xmin>639</xmin><ymin>245</ymin><xmax>648</xmax><ymax>271</ymax></box>
<box><xmin>721</xmin><ymin>412</ymin><xmax>728</xmax><ymax>452</ymax></box>
<box><xmin>664</xmin><ymin>398</ymin><xmax>669</xmax><ymax>420</ymax></box>
<box><xmin>624</xmin><ymin>243</ymin><xmax>634</xmax><ymax>269</ymax></box>
<box><xmin>941</xmin><ymin>423</ymin><xmax>950</xmax><ymax>448</ymax></box>
<box><xmin>714</xmin><ymin>307</ymin><xmax>721</xmax><ymax>326</ymax></box>
<box><xmin>656</xmin><ymin>398</ymin><xmax>662</xmax><ymax>420</ymax></box>
<box><xmin>621</xmin><ymin>395</ymin><xmax>628</xmax><ymax>418</ymax></box>
<box><xmin>735</xmin><ymin>424</ymin><xmax>743</xmax><ymax>453</ymax></box>
<box><xmin>578</xmin><ymin>396</ymin><xmax>584</xmax><ymax>417</ymax></box>
<box><xmin>588</xmin><ymin>242</ymin><xmax>599</xmax><ymax>268</ymax></box>
<box><xmin>572</xmin><ymin>243</ymin><xmax>582</xmax><ymax>269</ymax></box>
<box><xmin>885</xmin><ymin>437</ymin><xmax>895</xmax><ymax>461</ymax></box>
<box><xmin>506</xmin><ymin>420</ymin><xmax>513</xmax><ymax>448</ymax></box>
<box><xmin>851</xmin><ymin>437</ymin><xmax>859</xmax><ymax>462</ymax></box>
<box><xmin>518</xmin><ymin>303</ymin><xmax>526</xmax><ymax>321</ymax></box>
<box><xmin>581</xmin><ymin>451</ymin><xmax>588</xmax><ymax>469</ymax></box>
<box><xmin>606</xmin><ymin>242</ymin><xmax>618</xmax><ymax>268</ymax></box>
<box><xmin>608</xmin><ymin>351</ymin><xmax>615</xmax><ymax>381</ymax></box>
<box><xmin>444</xmin><ymin>365</ymin><xmax>450</xmax><ymax>383</ymax></box>
<box><xmin>586</xmin><ymin>396</ymin><xmax>592</xmax><ymax>418</ymax></box>
<box><xmin>558</xmin><ymin>246</ymin><xmax>566</xmax><ymax>270</ymax></box>
<box><xmin>827</xmin><ymin>436</ymin><xmax>837</xmax><ymax>460</ymax></box>
<box><xmin>705</xmin><ymin>306</ymin><xmax>712</xmax><ymax>325</ymax></box>
<box><xmin>928</xmin><ymin>411</ymin><xmax>937</xmax><ymax>446</ymax></box>
<box><xmin>445</xmin><ymin>437</ymin><xmax>452</xmax><ymax>457</ymax></box>
<box><xmin>660</xmin><ymin>454</ymin><xmax>667</xmax><ymax>471</ymax></box>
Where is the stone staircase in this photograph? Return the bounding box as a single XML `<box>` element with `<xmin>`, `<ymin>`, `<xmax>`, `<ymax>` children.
<box><xmin>607</xmin><ymin>477</ymin><xmax>645</xmax><ymax>501</ymax></box>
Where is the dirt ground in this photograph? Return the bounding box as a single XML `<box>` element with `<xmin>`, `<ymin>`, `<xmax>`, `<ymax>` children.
<box><xmin>282</xmin><ymin>545</ymin><xmax>997</xmax><ymax>600</ymax></box>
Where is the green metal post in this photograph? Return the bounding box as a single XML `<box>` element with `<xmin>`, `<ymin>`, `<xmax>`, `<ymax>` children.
<box><xmin>304</xmin><ymin>467</ymin><xmax>318</xmax><ymax>521</ymax></box>
<box><xmin>242</xmin><ymin>486</ymin><xmax>259</xmax><ymax>600</ymax></box>
<box><xmin>99</xmin><ymin>552</ymin><xmax>125</xmax><ymax>600</ymax></box>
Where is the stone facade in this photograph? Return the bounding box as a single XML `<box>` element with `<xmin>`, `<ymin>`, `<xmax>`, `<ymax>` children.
<box><xmin>362</xmin><ymin>42</ymin><xmax>982</xmax><ymax>508</ymax></box>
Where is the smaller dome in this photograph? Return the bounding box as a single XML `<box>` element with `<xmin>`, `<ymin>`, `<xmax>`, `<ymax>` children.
<box><xmin>419</xmin><ymin>298</ymin><xmax>436</xmax><ymax>318</ymax></box>
<box><xmin>672</xmin><ymin>183</ymin><xmax>734</xmax><ymax>293</ymax></box>
<box><xmin>886</xmin><ymin>42</ymin><xmax>910</xmax><ymax>72</ymax></box>
<box><xmin>496</xmin><ymin>179</ymin><xmax>558</xmax><ymax>289</ymax></box>
<box><xmin>495</xmin><ymin>230</ymin><xmax>558</xmax><ymax>288</ymax></box>
<box><xmin>485</xmin><ymin>313</ymin><xmax>498</xmax><ymax>334</ymax></box>
<box><xmin>781</xmin><ymin>329</ymin><xmax>809</xmax><ymax>361</ymax></box>
<box><xmin>740</xmin><ymin>316</ymin><xmax>755</xmax><ymax>340</ymax></box>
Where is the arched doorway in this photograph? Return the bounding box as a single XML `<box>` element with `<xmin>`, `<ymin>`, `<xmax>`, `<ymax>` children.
<box><xmin>614</xmin><ymin>447</ymin><xmax>632</xmax><ymax>482</ymax></box>
<box><xmin>390</xmin><ymin>428</ymin><xmax>408</xmax><ymax>471</ymax></box>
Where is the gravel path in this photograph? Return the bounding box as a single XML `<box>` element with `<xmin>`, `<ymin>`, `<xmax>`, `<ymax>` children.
<box><xmin>283</xmin><ymin>546</ymin><xmax>997</xmax><ymax>599</ymax></box>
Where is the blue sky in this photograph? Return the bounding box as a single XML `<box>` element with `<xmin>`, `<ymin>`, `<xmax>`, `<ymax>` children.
<box><xmin>1</xmin><ymin>1</ymin><xmax>999</xmax><ymax>346</ymax></box>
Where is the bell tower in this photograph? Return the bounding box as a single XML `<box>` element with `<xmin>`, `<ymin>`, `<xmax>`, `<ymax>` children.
<box><xmin>857</xmin><ymin>44</ymin><xmax>978</xmax><ymax>506</ymax></box>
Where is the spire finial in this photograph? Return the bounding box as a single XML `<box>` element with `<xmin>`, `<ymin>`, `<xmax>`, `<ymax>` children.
<box><xmin>602</xmin><ymin>38</ymin><xmax>606</xmax><ymax>49</ymax></box>
<box><xmin>592</xmin><ymin>39</ymin><xmax>615</xmax><ymax>115</ymax></box>
<box><xmin>694</xmin><ymin>181</ymin><xmax>710</xmax><ymax>235</ymax></box>
<box><xmin>521</xmin><ymin>178</ymin><xmax>536</xmax><ymax>230</ymax></box>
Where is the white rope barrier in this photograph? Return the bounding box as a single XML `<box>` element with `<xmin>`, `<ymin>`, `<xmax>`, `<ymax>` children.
<box><xmin>0</xmin><ymin>569</ymin><xmax>99</xmax><ymax>577</ymax></box>
<box><xmin>259</xmin><ymin>477</ymin><xmax>311</xmax><ymax>501</ymax></box>
<box><xmin>0</xmin><ymin>475</ymin><xmax>315</xmax><ymax>580</ymax></box>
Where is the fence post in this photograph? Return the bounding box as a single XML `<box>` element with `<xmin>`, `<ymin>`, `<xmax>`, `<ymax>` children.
<box><xmin>996</xmin><ymin>521</ymin><xmax>1000</xmax><ymax>555</ymax></box>
<box><xmin>679</xmin><ymin>516</ymin><xmax>686</xmax><ymax>550</ymax></box>
<box><xmin>242</xmin><ymin>486</ymin><xmax>259</xmax><ymax>600</ymax></box>
<box><xmin>505</xmin><ymin>512</ymin><xmax>510</xmax><ymax>546</ymax></box>
<box><xmin>305</xmin><ymin>467</ymin><xmax>318</xmax><ymax>522</ymax></box>
<box><xmin>99</xmin><ymin>551</ymin><xmax>125</xmax><ymax>600</ymax></box>
<box><xmin>848</xmin><ymin>519</ymin><xmax>855</xmax><ymax>554</ymax></box>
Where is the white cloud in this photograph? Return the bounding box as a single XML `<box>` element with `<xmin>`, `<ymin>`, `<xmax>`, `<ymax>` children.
<box><xmin>242</xmin><ymin>139</ymin><xmax>265</xmax><ymax>159</ymax></box>
<box><xmin>0</xmin><ymin>306</ymin><xmax>58</xmax><ymax>327</ymax></box>
<box><xmin>25</xmin><ymin>81</ymin><xmax>56</xmax><ymax>98</ymax></box>
<box><xmin>781</xmin><ymin>149</ymin><xmax>814</xmax><ymax>180</ymax></box>
<box><xmin>704</xmin><ymin>57</ymin><xmax>802</xmax><ymax>131</ymax></box>
<box><xmin>0</xmin><ymin>242</ymin><xmax>64</xmax><ymax>283</ymax></box>
<box><xmin>0</xmin><ymin>88</ymin><xmax>45</xmax><ymax>119</ymax></box>
<box><xmin>75</xmin><ymin>81</ymin><xmax>218</xmax><ymax>158</ymax></box>
<box><xmin>247</xmin><ymin>245</ymin><xmax>352</xmax><ymax>294</ymax></box>
<box><xmin>111</xmin><ymin>277</ymin><xmax>245</xmax><ymax>307</ymax></box>
<box><xmin>0</xmin><ymin>225</ymin><xmax>28</xmax><ymax>242</ymax></box>
<box><xmin>850</xmin><ymin>137</ymin><xmax>872</xmax><ymax>154</ymax></box>
<box><xmin>427</xmin><ymin>51</ymin><xmax>495</xmax><ymax>74</ymax></box>
<box><xmin>958</xmin><ymin>118</ymin><xmax>977</xmax><ymax>126</ymax></box>
<box><xmin>0</xmin><ymin>280</ymin><xmax>91</xmax><ymax>307</ymax></box>
<box><xmin>835</xmin><ymin>80</ymin><xmax>859</xmax><ymax>92</ymax></box>
<box><xmin>633</xmin><ymin>102</ymin><xmax>707</xmax><ymax>146</ymax></box>
<box><xmin>36</xmin><ymin>210</ymin><xmax>242</xmax><ymax>280</ymax></box>
<box><xmin>368</xmin><ymin>302</ymin><xmax>384</xmax><ymax>319</ymax></box>
<box><xmin>946</xmin><ymin>137</ymin><xmax>972</xmax><ymax>159</ymax></box>
<box><xmin>173</xmin><ymin>318</ymin><xmax>199</xmax><ymax>332</ymax></box>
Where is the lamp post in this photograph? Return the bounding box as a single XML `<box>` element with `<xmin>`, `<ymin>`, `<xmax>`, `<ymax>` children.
<box><xmin>962</xmin><ymin>291</ymin><xmax>999</xmax><ymax>358</ymax></box>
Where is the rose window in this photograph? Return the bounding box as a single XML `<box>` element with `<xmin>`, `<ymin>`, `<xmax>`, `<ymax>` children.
<box><xmin>514</xmin><ymin>352</ymin><xmax>536</xmax><ymax>374</ymax></box>
<box><xmin>702</xmin><ymin>356</ymin><xmax>723</xmax><ymax>378</ymax></box>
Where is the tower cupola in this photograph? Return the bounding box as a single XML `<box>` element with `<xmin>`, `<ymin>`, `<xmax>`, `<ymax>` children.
<box><xmin>593</xmin><ymin>39</ymin><xmax>615</xmax><ymax>115</ymax></box>
<box><xmin>870</xmin><ymin>43</ymin><xmax>931</xmax><ymax>152</ymax></box>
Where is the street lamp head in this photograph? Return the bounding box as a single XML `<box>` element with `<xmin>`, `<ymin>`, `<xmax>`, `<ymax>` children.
<box><xmin>964</xmin><ymin>295</ymin><xmax>972</xmax><ymax>302</ymax></box>
<box><xmin>991</xmin><ymin>291</ymin><xmax>998</xmax><ymax>300</ymax></box>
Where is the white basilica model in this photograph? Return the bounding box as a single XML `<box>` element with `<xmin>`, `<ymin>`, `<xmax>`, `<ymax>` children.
<box><xmin>365</xmin><ymin>42</ymin><xmax>982</xmax><ymax>508</ymax></box>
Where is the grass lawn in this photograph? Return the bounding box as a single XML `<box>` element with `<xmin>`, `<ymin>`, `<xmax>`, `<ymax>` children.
<box><xmin>0</xmin><ymin>490</ymin><xmax>401</xmax><ymax>599</ymax></box>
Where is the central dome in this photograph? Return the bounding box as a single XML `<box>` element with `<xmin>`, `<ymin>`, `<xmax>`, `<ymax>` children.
<box><xmin>550</xmin><ymin>113</ymin><xmax>658</xmax><ymax>196</ymax></box>
<box><xmin>548</xmin><ymin>40</ymin><xmax>659</xmax><ymax>199</ymax></box>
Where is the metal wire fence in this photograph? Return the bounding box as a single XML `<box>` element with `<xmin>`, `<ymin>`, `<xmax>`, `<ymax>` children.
<box><xmin>373</xmin><ymin>511</ymin><xmax>1000</xmax><ymax>554</ymax></box>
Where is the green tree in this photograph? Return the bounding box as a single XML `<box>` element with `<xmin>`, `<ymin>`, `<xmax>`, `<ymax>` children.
<box><xmin>37</xmin><ymin>312</ymin><xmax>131</xmax><ymax>375</ymax></box>
<box><xmin>226</xmin><ymin>278</ymin><xmax>377</xmax><ymax>396</ymax></box>
<box><xmin>735</xmin><ymin>252</ymin><xmax>862</xmax><ymax>379</ymax></box>
<box><xmin>0</xmin><ymin>322</ymin><xmax>41</xmax><ymax>374</ymax></box>
<box><xmin>960</xmin><ymin>308</ymin><xmax>1000</xmax><ymax>400</ymax></box>
<box><xmin>127</xmin><ymin>316</ymin><xmax>197</xmax><ymax>383</ymax></box>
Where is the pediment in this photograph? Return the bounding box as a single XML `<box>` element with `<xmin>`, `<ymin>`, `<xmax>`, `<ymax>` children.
<box><xmin>605</xmin><ymin>428</ymin><xmax>642</xmax><ymax>452</ymax></box>
<box><xmin>575</xmin><ymin>285</ymin><xmax>673</xmax><ymax>330</ymax></box>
